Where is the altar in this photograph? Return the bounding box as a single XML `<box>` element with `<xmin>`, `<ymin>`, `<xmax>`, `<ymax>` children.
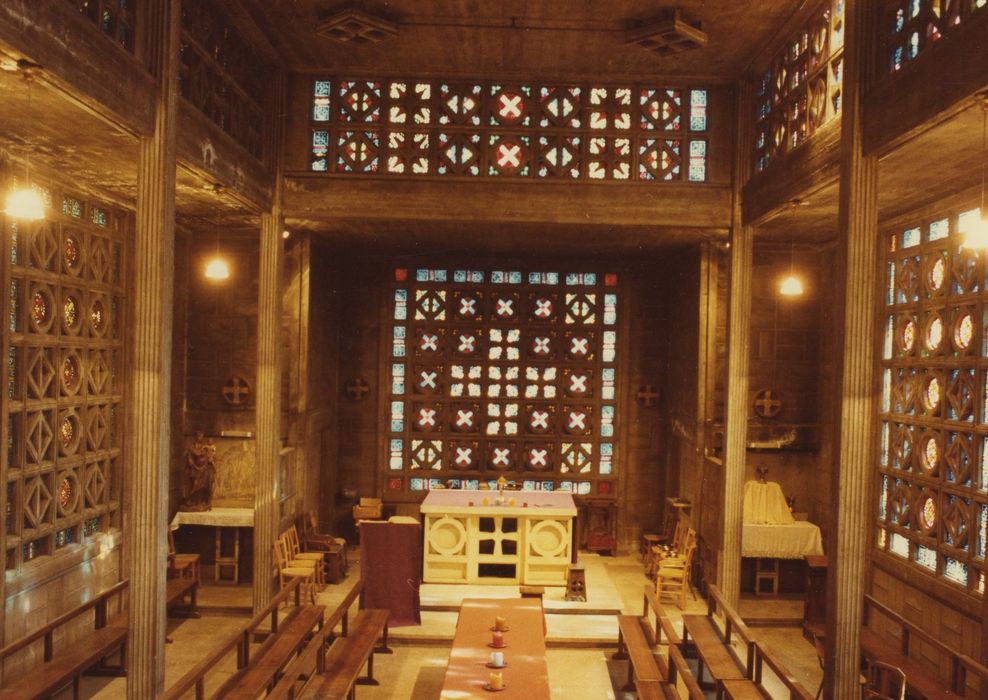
<box><xmin>170</xmin><ymin>507</ymin><xmax>253</xmax><ymax>584</ymax></box>
<box><xmin>421</xmin><ymin>490</ymin><xmax>576</xmax><ymax>586</ymax></box>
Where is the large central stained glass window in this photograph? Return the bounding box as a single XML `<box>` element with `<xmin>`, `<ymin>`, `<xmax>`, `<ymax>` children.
<box><xmin>386</xmin><ymin>267</ymin><xmax>620</xmax><ymax>497</ymax></box>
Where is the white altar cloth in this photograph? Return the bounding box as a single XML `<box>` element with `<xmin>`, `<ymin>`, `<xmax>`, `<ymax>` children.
<box><xmin>742</xmin><ymin>521</ymin><xmax>824</xmax><ymax>559</ymax></box>
<box><xmin>169</xmin><ymin>506</ymin><xmax>254</xmax><ymax>530</ymax></box>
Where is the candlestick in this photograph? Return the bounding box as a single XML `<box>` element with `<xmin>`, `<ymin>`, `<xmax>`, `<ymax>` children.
<box><xmin>489</xmin><ymin>671</ymin><xmax>504</xmax><ymax>690</ymax></box>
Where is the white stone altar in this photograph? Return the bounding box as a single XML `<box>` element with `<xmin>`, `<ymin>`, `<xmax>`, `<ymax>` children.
<box><xmin>420</xmin><ymin>490</ymin><xmax>576</xmax><ymax>585</ymax></box>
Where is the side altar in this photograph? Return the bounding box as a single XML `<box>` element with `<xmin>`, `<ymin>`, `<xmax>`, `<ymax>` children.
<box><xmin>420</xmin><ymin>489</ymin><xmax>577</xmax><ymax>585</ymax></box>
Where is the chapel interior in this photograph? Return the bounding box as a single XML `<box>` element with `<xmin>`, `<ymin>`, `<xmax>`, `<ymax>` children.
<box><xmin>1</xmin><ymin>1</ymin><xmax>987</xmax><ymax>699</ymax></box>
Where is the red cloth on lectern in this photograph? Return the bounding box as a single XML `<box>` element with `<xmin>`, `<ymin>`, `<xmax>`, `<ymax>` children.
<box><xmin>359</xmin><ymin>520</ymin><xmax>422</xmax><ymax>627</ymax></box>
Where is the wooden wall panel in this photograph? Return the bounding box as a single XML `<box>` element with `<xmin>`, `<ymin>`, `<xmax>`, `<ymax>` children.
<box><xmin>741</xmin><ymin>120</ymin><xmax>841</xmax><ymax>227</ymax></box>
<box><xmin>864</xmin><ymin>10</ymin><xmax>988</xmax><ymax>157</ymax></box>
<box><xmin>0</xmin><ymin>0</ymin><xmax>154</xmax><ymax>136</ymax></box>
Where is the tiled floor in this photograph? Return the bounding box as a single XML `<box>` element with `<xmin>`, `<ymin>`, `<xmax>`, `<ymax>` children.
<box><xmin>63</xmin><ymin>550</ymin><xmax>822</xmax><ymax>698</ymax></box>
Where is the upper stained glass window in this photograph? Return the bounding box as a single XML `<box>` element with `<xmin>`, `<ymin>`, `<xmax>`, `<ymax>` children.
<box><xmin>753</xmin><ymin>0</ymin><xmax>844</xmax><ymax>173</ymax></box>
<box><xmin>386</xmin><ymin>267</ymin><xmax>620</xmax><ymax>497</ymax></box>
<box><xmin>310</xmin><ymin>78</ymin><xmax>710</xmax><ymax>183</ymax></box>
<box><xmin>885</xmin><ymin>0</ymin><xmax>987</xmax><ymax>73</ymax></box>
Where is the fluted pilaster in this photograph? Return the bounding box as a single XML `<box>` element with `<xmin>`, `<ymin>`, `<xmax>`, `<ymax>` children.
<box><xmin>721</xmin><ymin>222</ymin><xmax>752</xmax><ymax>609</ymax></box>
<box><xmin>826</xmin><ymin>0</ymin><xmax>879</xmax><ymax>696</ymax></box>
<box><xmin>254</xmin><ymin>212</ymin><xmax>283</xmax><ymax>613</ymax></box>
<box><xmin>125</xmin><ymin>0</ymin><xmax>179</xmax><ymax>696</ymax></box>
<box><xmin>721</xmin><ymin>83</ymin><xmax>755</xmax><ymax>609</ymax></box>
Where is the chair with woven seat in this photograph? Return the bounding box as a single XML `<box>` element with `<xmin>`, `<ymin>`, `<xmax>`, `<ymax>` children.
<box><xmin>861</xmin><ymin>660</ymin><xmax>906</xmax><ymax>700</ymax></box>
<box><xmin>273</xmin><ymin>537</ymin><xmax>316</xmax><ymax>604</ymax></box>
<box><xmin>655</xmin><ymin>527</ymin><xmax>696</xmax><ymax>609</ymax></box>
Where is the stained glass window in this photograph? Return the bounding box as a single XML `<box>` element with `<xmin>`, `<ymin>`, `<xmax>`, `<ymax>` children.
<box><xmin>2</xmin><ymin>184</ymin><xmax>125</xmax><ymax>570</ymax></box>
<box><xmin>886</xmin><ymin>0</ymin><xmax>986</xmax><ymax>73</ymax></box>
<box><xmin>310</xmin><ymin>78</ymin><xmax>710</xmax><ymax>183</ymax></box>
<box><xmin>67</xmin><ymin>0</ymin><xmax>136</xmax><ymax>51</ymax></box>
<box><xmin>387</xmin><ymin>267</ymin><xmax>619</xmax><ymax>497</ymax></box>
<box><xmin>878</xmin><ymin>207</ymin><xmax>987</xmax><ymax>596</ymax></box>
<box><xmin>753</xmin><ymin>0</ymin><xmax>844</xmax><ymax>172</ymax></box>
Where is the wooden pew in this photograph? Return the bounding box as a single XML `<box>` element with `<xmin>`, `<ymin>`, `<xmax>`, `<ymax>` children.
<box><xmin>166</xmin><ymin>574</ymin><xmax>199</xmax><ymax>617</ymax></box>
<box><xmin>161</xmin><ymin>577</ymin><xmax>309</xmax><ymax>700</ymax></box>
<box><xmin>0</xmin><ymin>579</ymin><xmax>129</xmax><ymax>700</ymax></box>
<box><xmin>266</xmin><ymin>578</ymin><xmax>366</xmax><ymax>700</ymax></box>
<box><xmin>305</xmin><ymin>608</ymin><xmax>390</xmax><ymax>700</ymax></box>
<box><xmin>681</xmin><ymin>584</ymin><xmax>755</xmax><ymax>693</ymax></box>
<box><xmin>679</xmin><ymin>585</ymin><xmax>812</xmax><ymax>700</ymax></box>
<box><xmin>614</xmin><ymin>614</ymin><xmax>663</xmax><ymax>699</ymax></box>
<box><xmin>861</xmin><ymin>594</ymin><xmax>988</xmax><ymax>699</ymax></box>
<box><xmin>666</xmin><ymin>644</ymin><xmax>706</xmax><ymax>700</ymax></box>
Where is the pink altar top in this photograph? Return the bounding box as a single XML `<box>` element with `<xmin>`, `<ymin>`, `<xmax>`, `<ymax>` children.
<box><xmin>420</xmin><ymin>489</ymin><xmax>576</xmax><ymax>516</ymax></box>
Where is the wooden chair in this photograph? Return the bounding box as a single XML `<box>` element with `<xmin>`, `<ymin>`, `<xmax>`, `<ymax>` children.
<box><xmin>168</xmin><ymin>529</ymin><xmax>200</xmax><ymax>584</ymax></box>
<box><xmin>861</xmin><ymin>660</ymin><xmax>906</xmax><ymax>700</ymax></box>
<box><xmin>812</xmin><ymin>631</ymin><xmax>826</xmax><ymax>700</ymax></box>
<box><xmin>279</xmin><ymin>531</ymin><xmax>324</xmax><ymax>587</ymax></box>
<box><xmin>647</xmin><ymin>516</ymin><xmax>686</xmax><ymax>578</ymax></box>
<box><xmin>655</xmin><ymin>527</ymin><xmax>696</xmax><ymax>609</ymax></box>
<box><xmin>274</xmin><ymin>537</ymin><xmax>317</xmax><ymax>604</ymax></box>
<box><xmin>285</xmin><ymin>525</ymin><xmax>326</xmax><ymax>584</ymax></box>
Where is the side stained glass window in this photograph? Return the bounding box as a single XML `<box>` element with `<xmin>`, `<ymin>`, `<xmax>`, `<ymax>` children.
<box><xmin>2</xmin><ymin>184</ymin><xmax>126</xmax><ymax>571</ymax></box>
<box><xmin>877</xmin><ymin>206</ymin><xmax>987</xmax><ymax>598</ymax></box>
<box><xmin>386</xmin><ymin>267</ymin><xmax>620</xmax><ymax>497</ymax></box>
<box><xmin>310</xmin><ymin>78</ymin><xmax>710</xmax><ymax>183</ymax></box>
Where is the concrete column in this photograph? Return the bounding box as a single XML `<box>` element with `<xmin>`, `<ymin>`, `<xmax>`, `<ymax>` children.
<box><xmin>125</xmin><ymin>0</ymin><xmax>179</xmax><ymax>695</ymax></box>
<box><xmin>825</xmin><ymin>0</ymin><xmax>879</xmax><ymax>696</ymax></box>
<box><xmin>720</xmin><ymin>83</ymin><xmax>754</xmax><ymax>609</ymax></box>
<box><xmin>253</xmin><ymin>74</ymin><xmax>287</xmax><ymax>614</ymax></box>
<box><xmin>253</xmin><ymin>212</ymin><xmax>283</xmax><ymax>613</ymax></box>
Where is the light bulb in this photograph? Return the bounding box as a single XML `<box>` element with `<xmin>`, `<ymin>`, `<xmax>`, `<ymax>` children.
<box><xmin>960</xmin><ymin>214</ymin><xmax>988</xmax><ymax>250</ymax></box>
<box><xmin>204</xmin><ymin>257</ymin><xmax>230</xmax><ymax>280</ymax></box>
<box><xmin>4</xmin><ymin>187</ymin><xmax>45</xmax><ymax>220</ymax></box>
<box><xmin>779</xmin><ymin>274</ymin><xmax>804</xmax><ymax>296</ymax></box>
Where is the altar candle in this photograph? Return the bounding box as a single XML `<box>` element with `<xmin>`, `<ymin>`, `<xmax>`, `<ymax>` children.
<box><xmin>490</xmin><ymin>651</ymin><xmax>504</xmax><ymax>667</ymax></box>
<box><xmin>495</xmin><ymin>615</ymin><xmax>507</xmax><ymax>631</ymax></box>
<box><xmin>489</xmin><ymin>671</ymin><xmax>504</xmax><ymax>690</ymax></box>
<box><xmin>492</xmin><ymin>630</ymin><xmax>504</xmax><ymax>647</ymax></box>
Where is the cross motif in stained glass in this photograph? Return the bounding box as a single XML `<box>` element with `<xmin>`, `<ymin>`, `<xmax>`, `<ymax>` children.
<box><xmin>490</xmin><ymin>85</ymin><xmax>531</xmax><ymax>127</ymax></box>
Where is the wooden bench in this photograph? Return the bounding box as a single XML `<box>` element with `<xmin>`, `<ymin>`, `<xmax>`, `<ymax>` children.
<box><xmin>166</xmin><ymin>574</ymin><xmax>199</xmax><ymax>617</ymax></box>
<box><xmin>614</xmin><ymin>614</ymin><xmax>663</xmax><ymax>698</ymax></box>
<box><xmin>666</xmin><ymin>643</ymin><xmax>706</xmax><ymax>700</ymax></box>
<box><xmin>301</xmin><ymin>608</ymin><xmax>391</xmax><ymax>700</ymax></box>
<box><xmin>0</xmin><ymin>579</ymin><xmax>129</xmax><ymax>700</ymax></box>
<box><xmin>265</xmin><ymin>578</ymin><xmax>367</xmax><ymax>700</ymax></box>
<box><xmin>681</xmin><ymin>584</ymin><xmax>812</xmax><ymax>699</ymax></box>
<box><xmin>860</xmin><ymin>628</ymin><xmax>962</xmax><ymax>700</ymax></box>
<box><xmin>862</xmin><ymin>594</ymin><xmax>988</xmax><ymax>699</ymax></box>
<box><xmin>161</xmin><ymin>577</ymin><xmax>310</xmax><ymax>700</ymax></box>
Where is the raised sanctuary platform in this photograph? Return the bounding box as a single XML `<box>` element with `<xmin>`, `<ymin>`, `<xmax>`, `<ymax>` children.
<box><xmin>421</xmin><ymin>490</ymin><xmax>577</xmax><ymax>586</ymax></box>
